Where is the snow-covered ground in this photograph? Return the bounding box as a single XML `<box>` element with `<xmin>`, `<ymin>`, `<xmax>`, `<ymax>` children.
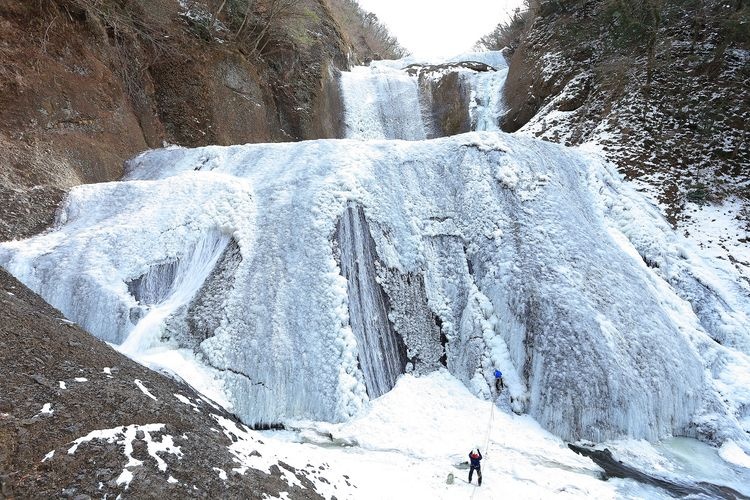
<box><xmin>680</xmin><ymin>196</ymin><xmax>750</xmax><ymax>282</ymax></box>
<box><xmin>219</xmin><ymin>372</ymin><xmax>750</xmax><ymax>498</ymax></box>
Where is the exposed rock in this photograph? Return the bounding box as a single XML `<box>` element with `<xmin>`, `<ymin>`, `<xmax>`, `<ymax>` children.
<box><xmin>422</xmin><ymin>71</ymin><xmax>473</xmax><ymax>137</ymax></box>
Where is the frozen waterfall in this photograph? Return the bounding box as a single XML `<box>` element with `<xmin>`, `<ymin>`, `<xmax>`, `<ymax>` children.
<box><xmin>340</xmin><ymin>65</ymin><xmax>428</xmax><ymax>140</ymax></box>
<box><xmin>340</xmin><ymin>51</ymin><xmax>509</xmax><ymax>140</ymax></box>
<box><xmin>1</xmin><ymin>53</ymin><xmax>749</xmax><ymax>449</ymax></box>
<box><xmin>3</xmin><ymin>134</ymin><xmax>749</xmax><ymax>444</ymax></box>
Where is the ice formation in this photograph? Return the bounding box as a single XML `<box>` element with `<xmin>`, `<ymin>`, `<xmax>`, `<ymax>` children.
<box><xmin>1</xmin><ymin>52</ymin><xmax>749</xmax><ymax>449</ymax></box>
<box><xmin>340</xmin><ymin>64</ymin><xmax>428</xmax><ymax>140</ymax></box>
<box><xmin>340</xmin><ymin>50</ymin><xmax>509</xmax><ymax>140</ymax></box>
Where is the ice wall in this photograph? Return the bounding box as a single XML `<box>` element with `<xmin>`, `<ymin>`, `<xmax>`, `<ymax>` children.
<box><xmin>467</xmin><ymin>65</ymin><xmax>508</xmax><ymax>132</ymax></box>
<box><xmin>339</xmin><ymin>65</ymin><xmax>429</xmax><ymax>140</ymax></box>
<box><xmin>3</xmin><ymin>134</ymin><xmax>749</xmax><ymax>445</ymax></box>
<box><xmin>2</xmin><ymin>50</ymin><xmax>749</xmax><ymax>446</ymax></box>
<box><xmin>335</xmin><ymin>204</ymin><xmax>408</xmax><ymax>398</ymax></box>
<box><xmin>120</xmin><ymin>229</ymin><xmax>231</xmax><ymax>355</ymax></box>
<box><xmin>0</xmin><ymin>176</ymin><xmax>239</xmax><ymax>345</ymax></box>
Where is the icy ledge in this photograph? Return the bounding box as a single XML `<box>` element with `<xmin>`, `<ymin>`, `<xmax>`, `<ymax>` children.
<box><xmin>1</xmin><ymin>132</ymin><xmax>749</xmax><ymax>447</ymax></box>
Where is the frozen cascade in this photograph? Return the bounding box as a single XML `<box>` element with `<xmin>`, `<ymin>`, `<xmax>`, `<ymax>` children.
<box><xmin>0</xmin><ymin>174</ymin><xmax>241</xmax><ymax>345</ymax></box>
<box><xmin>467</xmin><ymin>63</ymin><xmax>508</xmax><ymax>131</ymax></box>
<box><xmin>1</xmin><ymin>52</ymin><xmax>749</xmax><ymax>447</ymax></box>
<box><xmin>339</xmin><ymin>65</ymin><xmax>428</xmax><ymax>140</ymax></box>
<box><xmin>120</xmin><ymin>229</ymin><xmax>231</xmax><ymax>355</ymax></box>
<box><xmin>2</xmin><ymin>134</ymin><xmax>750</xmax><ymax>445</ymax></box>
<box><xmin>340</xmin><ymin>50</ymin><xmax>509</xmax><ymax>140</ymax></box>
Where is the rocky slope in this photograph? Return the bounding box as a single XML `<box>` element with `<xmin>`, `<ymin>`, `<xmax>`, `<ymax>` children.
<box><xmin>0</xmin><ymin>268</ymin><xmax>340</xmax><ymax>499</ymax></box>
<box><xmin>501</xmin><ymin>0</ymin><xmax>749</xmax><ymax>228</ymax></box>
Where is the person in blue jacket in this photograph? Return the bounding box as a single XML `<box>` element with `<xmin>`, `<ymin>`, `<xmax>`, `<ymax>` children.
<box><xmin>468</xmin><ymin>448</ymin><xmax>482</xmax><ymax>485</ymax></box>
<box><xmin>494</xmin><ymin>369</ymin><xmax>504</xmax><ymax>392</ymax></box>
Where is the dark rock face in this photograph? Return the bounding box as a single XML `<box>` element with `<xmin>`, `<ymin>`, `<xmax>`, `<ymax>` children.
<box><xmin>423</xmin><ymin>72</ymin><xmax>473</xmax><ymax>138</ymax></box>
<box><xmin>0</xmin><ymin>268</ymin><xmax>329</xmax><ymax>499</ymax></box>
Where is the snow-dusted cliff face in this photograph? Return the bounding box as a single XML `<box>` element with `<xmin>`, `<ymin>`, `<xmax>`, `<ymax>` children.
<box><xmin>1</xmin><ymin>53</ymin><xmax>749</xmax><ymax>448</ymax></box>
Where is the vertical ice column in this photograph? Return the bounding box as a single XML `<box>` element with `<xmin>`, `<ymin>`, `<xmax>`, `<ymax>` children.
<box><xmin>336</xmin><ymin>204</ymin><xmax>408</xmax><ymax>398</ymax></box>
<box><xmin>468</xmin><ymin>66</ymin><xmax>509</xmax><ymax>132</ymax></box>
<box><xmin>340</xmin><ymin>66</ymin><xmax>428</xmax><ymax>140</ymax></box>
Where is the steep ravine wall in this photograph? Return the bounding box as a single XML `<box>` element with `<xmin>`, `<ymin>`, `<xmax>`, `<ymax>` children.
<box><xmin>500</xmin><ymin>0</ymin><xmax>749</xmax><ymax>225</ymax></box>
<box><xmin>0</xmin><ymin>0</ymin><xmax>351</xmax><ymax>241</ymax></box>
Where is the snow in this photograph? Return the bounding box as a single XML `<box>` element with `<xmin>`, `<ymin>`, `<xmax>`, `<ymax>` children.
<box><xmin>212</xmin><ymin>467</ymin><xmax>228</xmax><ymax>480</ymax></box>
<box><xmin>370</xmin><ymin>51</ymin><xmax>508</xmax><ymax>71</ymax></box>
<box><xmin>74</xmin><ymin>377</ymin><xmax>88</xmax><ymax>382</ymax></box>
<box><xmin>42</xmin><ymin>450</ymin><xmax>54</xmax><ymax>462</ymax></box>
<box><xmin>134</xmin><ymin>379</ymin><xmax>158</xmax><ymax>401</ymax></box>
<box><xmin>116</xmin><ymin>469</ymin><xmax>134</xmax><ymax>489</ymax></box>
<box><xmin>58</xmin><ymin>381</ymin><xmax>66</xmax><ymax>389</ymax></box>
<box><xmin>174</xmin><ymin>393</ymin><xmax>193</xmax><ymax>405</ymax></box>
<box><xmin>208</xmin><ymin>371</ymin><xmax>750</xmax><ymax>499</ymax></box>
<box><xmin>67</xmin><ymin>423</ymin><xmax>181</xmax><ymax>488</ymax></box>
<box><xmin>719</xmin><ymin>440</ymin><xmax>750</xmax><ymax>469</ymax></box>
<box><xmin>681</xmin><ymin>197</ymin><xmax>750</xmax><ymax>280</ymax></box>
<box><xmin>145</xmin><ymin>432</ymin><xmax>182</xmax><ymax>472</ymax></box>
<box><xmin>40</xmin><ymin>403</ymin><xmax>53</xmax><ymax>415</ymax></box>
<box><xmin>135</xmin><ymin>347</ymin><xmax>233</xmax><ymax>410</ymax></box>
<box><xmin>174</xmin><ymin>393</ymin><xmax>202</xmax><ymax>413</ymax></box>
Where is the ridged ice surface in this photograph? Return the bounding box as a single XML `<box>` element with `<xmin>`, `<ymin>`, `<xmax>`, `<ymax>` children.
<box><xmin>340</xmin><ymin>65</ymin><xmax>428</xmax><ymax>140</ymax></box>
<box><xmin>2</xmin><ymin>133</ymin><xmax>749</xmax><ymax>445</ymax></box>
<box><xmin>336</xmin><ymin>204</ymin><xmax>407</xmax><ymax>398</ymax></box>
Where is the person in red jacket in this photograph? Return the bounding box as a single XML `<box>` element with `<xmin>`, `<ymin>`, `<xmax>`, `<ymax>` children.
<box><xmin>468</xmin><ymin>448</ymin><xmax>482</xmax><ymax>485</ymax></box>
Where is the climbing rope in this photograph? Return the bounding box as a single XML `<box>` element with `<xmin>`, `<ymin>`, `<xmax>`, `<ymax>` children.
<box><xmin>469</xmin><ymin>395</ymin><xmax>496</xmax><ymax>499</ymax></box>
<box><xmin>483</xmin><ymin>399</ymin><xmax>494</xmax><ymax>457</ymax></box>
